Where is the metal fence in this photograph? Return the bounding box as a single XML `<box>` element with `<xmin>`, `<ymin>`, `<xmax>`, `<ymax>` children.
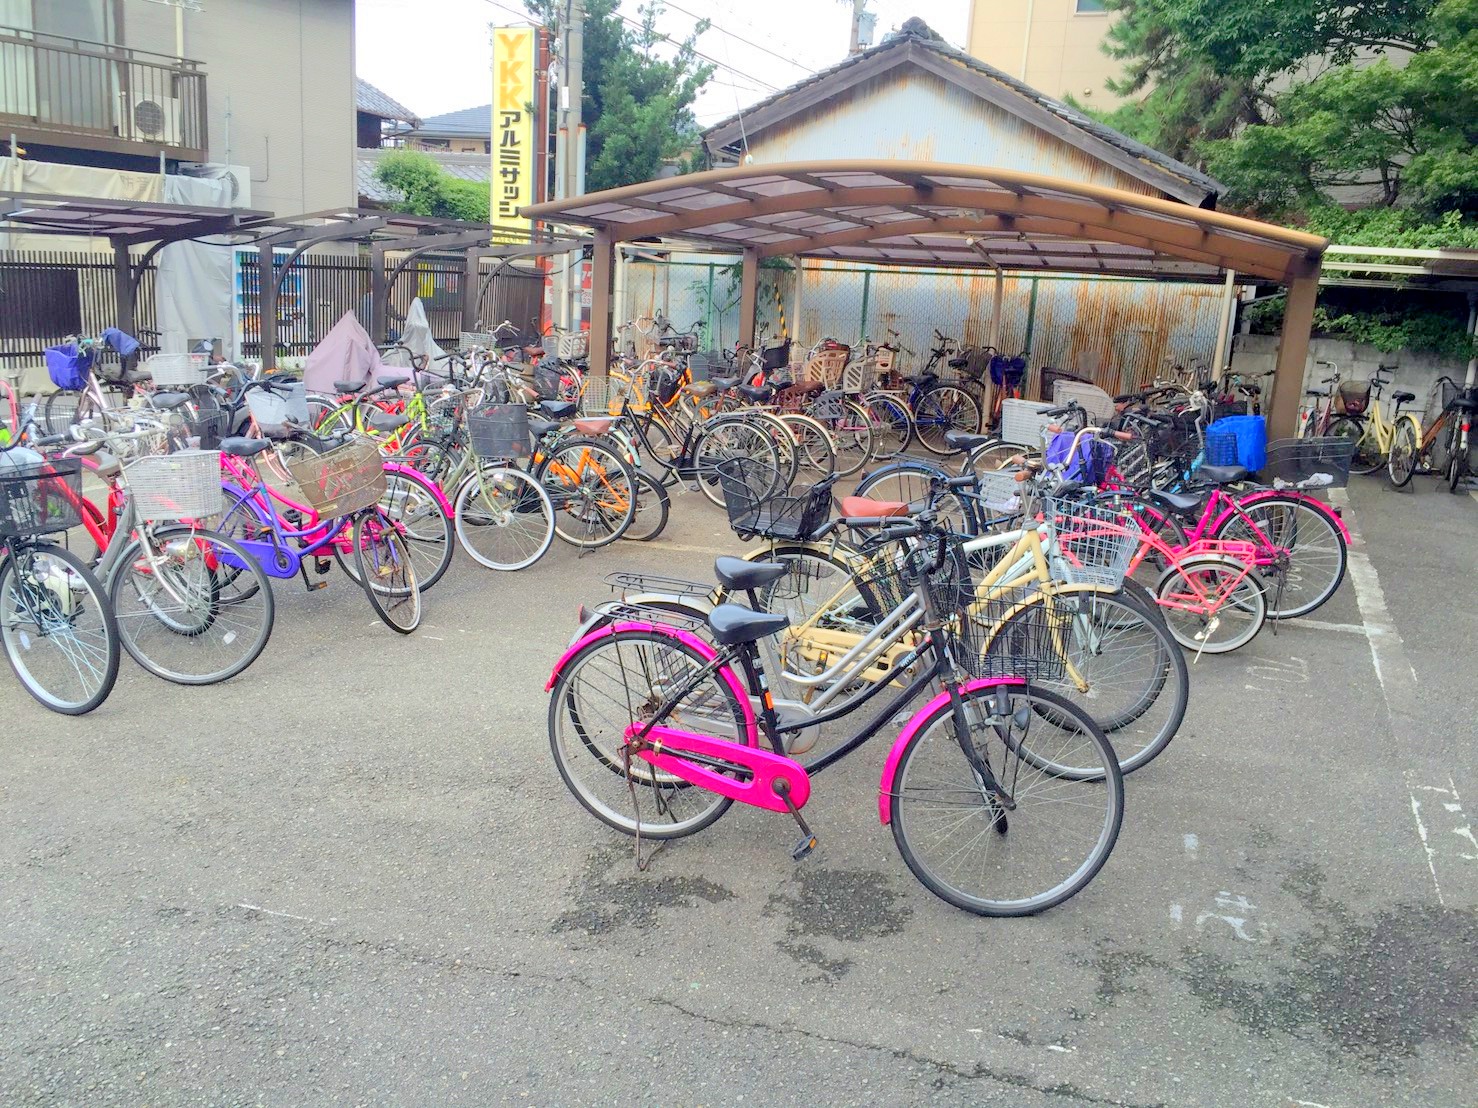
<box><xmin>620</xmin><ymin>258</ymin><xmax>1227</xmax><ymax>395</ymax></box>
<box><xmin>0</xmin><ymin>249</ymin><xmax>158</xmax><ymax>375</ymax></box>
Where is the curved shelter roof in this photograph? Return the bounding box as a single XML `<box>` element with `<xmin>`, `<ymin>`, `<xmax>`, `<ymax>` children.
<box><xmin>522</xmin><ymin>160</ymin><xmax>1325</xmax><ymax>285</ymax></box>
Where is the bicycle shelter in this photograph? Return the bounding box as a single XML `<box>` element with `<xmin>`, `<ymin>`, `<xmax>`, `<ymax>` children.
<box><xmin>522</xmin><ymin>160</ymin><xmax>1329</xmax><ymax>438</ymax></box>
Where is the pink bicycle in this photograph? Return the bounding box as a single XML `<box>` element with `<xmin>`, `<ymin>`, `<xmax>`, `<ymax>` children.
<box><xmin>547</xmin><ymin>523</ymin><xmax>1124</xmax><ymax>918</ymax></box>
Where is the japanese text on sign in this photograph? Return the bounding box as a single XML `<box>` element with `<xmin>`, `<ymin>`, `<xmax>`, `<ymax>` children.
<box><xmin>492</xmin><ymin>26</ymin><xmax>536</xmax><ymax>236</ymax></box>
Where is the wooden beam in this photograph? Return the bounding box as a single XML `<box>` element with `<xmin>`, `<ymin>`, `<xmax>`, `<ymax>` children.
<box><xmin>738</xmin><ymin>248</ymin><xmax>760</xmax><ymax>350</ymax></box>
<box><xmin>588</xmin><ymin>230</ymin><xmax>616</xmax><ymax>376</ymax></box>
<box><xmin>1268</xmin><ymin>259</ymin><xmax>1322</xmax><ymax>439</ymax></box>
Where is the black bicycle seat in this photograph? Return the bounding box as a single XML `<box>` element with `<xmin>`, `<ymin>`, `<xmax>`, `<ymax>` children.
<box><xmin>1150</xmin><ymin>489</ymin><xmax>1204</xmax><ymax>516</ymax></box>
<box><xmin>943</xmin><ymin>430</ymin><xmax>994</xmax><ymax>452</ymax></box>
<box><xmin>149</xmin><ymin>391</ymin><xmax>191</xmax><ymax>411</ymax></box>
<box><xmin>219</xmin><ymin>436</ymin><xmax>272</xmax><ymax>458</ymax></box>
<box><xmin>706</xmin><ymin>603</ymin><xmax>789</xmax><ymax>646</ymax></box>
<box><xmin>737</xmin><ymin>384</ymin><xmax>773</xmax><ymax>403</ymax></box>
<box><xmin>529</xmin><ymin>418</ymin><xmax>562</xmax><ymax>439</ymax></box>
<box><xmin>377</xmin><ymin>375</ymin><xmax>410</xmax><ymax>389</ymax></box>
<box><xmin>1197</xmin><ymin>463</ymin><xmax>1249</xmax><ymax>485</ymax></box>
<box><xmin>713</xmin><ymin>556</ymin><xmax>788</xmax><ymax>593</ymax></box>
<box><xmin>540</xmin><ymin>400</ymin><xmax>578</xmax><ymax>419</ymax></box>
<box><xmin>1392</xmin><ymin>390</ymin><xmax>1416</xmax><ymax>404</ymax></box>
<box><xmin>334</xmin><ymin>379</ymin><xmax>367</xmax><ymax>394</ymax></box>
<box><xmin>368</xmin><ymin>409</ymin><xmax>408</xmax><ymax>432</ymax></box>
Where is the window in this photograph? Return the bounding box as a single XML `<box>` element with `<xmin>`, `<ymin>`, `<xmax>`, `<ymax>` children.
<box><xmin>1076</xmin><ymin>0</ymin><xmax>1108</xmax><ymax>12</ymax></box>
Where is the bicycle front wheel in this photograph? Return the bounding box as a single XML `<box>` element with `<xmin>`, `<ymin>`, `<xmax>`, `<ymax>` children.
<box><xmin>336</xmin><ymin>468</ymin><xmax>455</xmax><ymax>592</ymax></box>
<box><xmin>1387</xmin><ymin>418</ymin><xmax>1419</xmax><ymax>488</ymax></box>
<box><xmin>108</xmin><ymin>527</ymin><xmax>275</xmax><ymax>685</ymax></box>
<box><xmin>353</xmin><ymin>508</ymin><xmax>421</xmax><ymax>634</ymax></box>
<box><xmin>890</xmin><ymin>681</ymin><xmax>1123</xmax><ymax>917</ymax></box>
<box><xmin>1330</xmin><ymin>417</ymin><xmax>1381</xmax><ymax>475</ymax></box>
<box><xmin>693</xmin><ymin>417</ymin><xmax>783</xmax><ymax>509</ymax></box>
<box><xmin>1</xmin><ymin>543</ymin><xmax>120</xmax><ymax>715</ymax></box>
<box><xmin>1213</xmin><ymin>494</ymin><xmax>1347</xmax><ymax>619</ymax></box>
<box><xmin>862</xmin><ymin>393</ymin><xmax>912</xmax><ymax>459</ymax></box>
<box><xmin>914</xmin><ymin>386</ymin><xmax>981</xmax><ymax>454</ymax></box>
<box><xmin>453</xmin><ymin>465</ymin><xmax>555</xmax><ymax>571</ymax></box>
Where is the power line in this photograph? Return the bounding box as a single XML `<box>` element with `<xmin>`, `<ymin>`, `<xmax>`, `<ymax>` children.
<box><xmin>660</xmin><ymin>0</ymin><xmax>818</xmax><ymax>76</ymax></box>
<box><xmin>611</xmin><ymin>9</ymin><xmax>783</xmax><ymax>92</ymax></box>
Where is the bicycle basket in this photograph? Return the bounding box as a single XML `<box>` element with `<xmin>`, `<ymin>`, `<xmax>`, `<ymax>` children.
<box><xmin>578</xmin><ymin>375</ymin><xmax>627</xmax><ymax>416</ymax></box>
<box><xmin>1112</xmin><ymin>439</ymin><xmax>1152</xmax><ymax>487</ymax></box>
<box><xmin>1263</xmin><ymin>436</ymin><xmax>1356</xmax><ymax>490</ymax></box>
<box><xmin>184</xmin><ymin>409</ymin><xmax>229</xmax><ymax>450</ymax></box>
<box><xmin>717</xmin><ymin>457</ymin><xmax>833</xmax><ymax>541</ymax></box>
<box><xmin>1046</xmin><ymin>431</ymin><xmax>1114</xmax><ymax>486</ymax></box>
<box><xmin>123</xmin><ymin>449</ymin><xmax>224</xmax><ymax>522</ymax></box>
<box><xmin>245</xmin><ymin>380</ymin><xmax>310</xmax><ymax>438</ymax></box>
<box><xmin>0</xmin><ymin>458</ymin><xmax>83</xmax><ymax>538</ymax></box>
<box><xmin>850</xmin><ymin>531</ymin><xmax>972</xmax><ymax>620</ymax></box>
<box><xmin>1041</xmin><ymin>496</ymin><xmax>1138</xmax><ymax>588</ymax></box>
<box><xmin>1334</xmin><ymin>380</ymin><xmax>1370</xmax><ymax>416</ymax></box>
<box><xmin>951</xmin><ymin>579</ymin><xmax>1071</xmax><ymax>682</ymax></box>
<box><xmin>467</xmin><ymin>403</ymin><xmax>531</xmax><ymax>461</ymax></box>
<box><xmin>1203</xmin><ymin>427</ymin><xmax>1239</xmax><ymax>467</ymax></box>
<box><xmin>761</xmin><ymin>339</ymin><xmax>792</xmax><ymax>373</ymax></box>
<box><xmin>285</xmin><ymin>438</ymin><xmax>386</xmax><ymax>518</ymax></box>
<box><xmin>144</xmin><ymin>353</ymin><xmax>210</xmax><ymax>389</ymax></box>
<box><xmin>43</xmin><ymin>343</ymin><xmax>94</xmax><ymax>391</ymax></box>
<box><xmin>651</xmin><ymin>365</ymin><xmax>682</xmax><ymax>405</ymax></box>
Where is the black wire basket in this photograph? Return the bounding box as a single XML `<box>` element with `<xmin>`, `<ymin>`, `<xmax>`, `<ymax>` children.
<box><xmin>952</xmin><ymin>581</ymin><xmax>1071</xmax><ymax>682</ymax></box>
<box><xmin>184</xmin><ymin>409</ymin><xmax>229</xmax><ymax>450</ymax></box>
<box><xmin>717</xmin><ymin>456</ymin><xmax>834</xmax><ymax>541</ymax></box>
<box><xmin>1263</xmin><ymin>436</ymin><xmax>1356</xmax><ymax>490</ymax></box>
<box><xmin>467</xmin><ymin>403</ymin><xmax>532</xmax><ymax>461</ymax></box>
<box><xmin>0</xmin><ymin>459</ymin><xmax>84</xmax><ymax>539</ymax></box>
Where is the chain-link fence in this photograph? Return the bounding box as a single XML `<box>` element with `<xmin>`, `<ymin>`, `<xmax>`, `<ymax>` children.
<box><xmin>619</xmin><ymin>257</ymin><xmax>1227</xmax><ymax>396</ymax></box>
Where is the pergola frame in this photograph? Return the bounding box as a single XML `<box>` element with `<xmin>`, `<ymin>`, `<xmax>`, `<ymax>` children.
<box><xmin>524</xmin><ymin>160</ymin><xmax>1329</xmax><ymax>437</ymax></box>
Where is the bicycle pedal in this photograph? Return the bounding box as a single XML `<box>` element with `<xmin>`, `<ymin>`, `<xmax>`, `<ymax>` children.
<box><xmin>314</xmin><ymin>557</ymin><xmax>333</xmax><ymax>574</ymax></box>
<box><xmin>791</xmin><ymin>835</ymin><xmax>818</xmax><ymax>861</ymax></box>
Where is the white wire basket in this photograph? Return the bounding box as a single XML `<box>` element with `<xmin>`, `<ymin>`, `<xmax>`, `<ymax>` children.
<box><xmin>123</xmin><ymin>449</ymin><xmax>224</xmax><ymax>521</ymax></box>
<box><xmin>144</xmin><ymin>353</ymin><xmax>210</xmax><ymax>389</ymax></box>
<box><xmin>542</xmin><ymin>331</ymin><xmax>589</xmax><ymax>360</ymax></box>
<box><xmin>973</xmin><ymin>469</ymin><xmax>1026</xmax><ymax>516</ymax></box>
<box><xmin>578</xmin><ymin>375</ymin><xmax>629</xmax><ymax>415</ymax></box>
<box><xmin>999</xmin><ymin>398</ymin><xmax>1056</xmax><ymax>447</ymax></box>
<box><xmin>460</xmin><ymin>331</ymin><xmax>496</xmax><ymax>351</ymax></box>
<box><xmin>1042</xmin><ymin>497</ymin><xmax>1138</xmax><ymax>588</ymax></box>
<box><xmin>1052</xmin><ymin>380</ymin><xmax>1116</xmax><ymax>424</ymax></box>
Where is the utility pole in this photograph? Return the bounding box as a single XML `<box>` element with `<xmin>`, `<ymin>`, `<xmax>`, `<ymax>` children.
<box><xmin>552</xmin><ymin>0</ymin><xmax>585</xmax><ymax>330</ymax></box>
<box><xmin>847</xmin><ymin>0</ymin><xmax>864</xmax><ymax>55</ymax></box>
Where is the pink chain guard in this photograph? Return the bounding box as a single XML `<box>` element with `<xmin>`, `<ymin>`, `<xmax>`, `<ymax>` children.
<box><xmin>624</xmin><ymin>724</ymin><xmax>810</xmax><ymax>812</ymax></box>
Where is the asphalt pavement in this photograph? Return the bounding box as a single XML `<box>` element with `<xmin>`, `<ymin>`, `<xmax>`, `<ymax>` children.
<box><xmin>2</xmin><ymin>469</ymin><xmax>1475</xmax><ymax>1106</ymax></box>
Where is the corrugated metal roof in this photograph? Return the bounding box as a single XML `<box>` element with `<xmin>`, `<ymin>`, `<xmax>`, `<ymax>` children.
<box><xmin>410</xmin><ymin>104</ymin><xmax>492</xmax><ymax>139</ymax></box>
<box><xmin>357</xmin><ymin>149</ymin><xmax>492</xmax><ymax>204</ymax></box>
<box><xmin>702</xmin><ymin>19</ymin><xmax>1222</xmax><ymax>205</ymax></box>
<box><xmin>356</xmin><ymin>78</ymin><xmax>420</xmax><ymax>126</ymax></box>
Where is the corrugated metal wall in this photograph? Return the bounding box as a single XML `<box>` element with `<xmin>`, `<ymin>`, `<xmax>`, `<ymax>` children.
<box><xmin>620</xmin><ymin>258</ymin><xmax>1225</xmax><ymax>394</ymax></box>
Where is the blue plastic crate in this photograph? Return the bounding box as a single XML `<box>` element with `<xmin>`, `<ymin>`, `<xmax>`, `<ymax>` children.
<box><xmin>1206</xmin><ymin>415</ymin><xmax>1267</xmax><ymax>472</ymax></box>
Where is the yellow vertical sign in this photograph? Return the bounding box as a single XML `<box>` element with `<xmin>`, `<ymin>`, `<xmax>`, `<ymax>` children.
<box><xmin>492</xmin><ymin>26</ymin><xmax>536</xmax><ymax>239</ymax></box>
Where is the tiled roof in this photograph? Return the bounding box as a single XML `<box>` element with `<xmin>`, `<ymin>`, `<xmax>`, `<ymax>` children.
<box><xmin>410</xmin><ymin>104</ymin><xmax>492</xmax><ymax>139</ymax></box>
<box><xmin>356</xmin><ymin>148</ymin><xmax>492</xmax><ymax>204</ymax></box>
<box><xmin>356</xmin><ymin>78</ymin><xmax>420</xmax><ymax>125</ymax></box>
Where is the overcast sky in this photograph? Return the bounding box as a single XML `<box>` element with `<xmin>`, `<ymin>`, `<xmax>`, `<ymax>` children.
<box><xmin>355</xmin><ymin>0</ymin><xmax>972</xmax><ymax>126</ymax></box>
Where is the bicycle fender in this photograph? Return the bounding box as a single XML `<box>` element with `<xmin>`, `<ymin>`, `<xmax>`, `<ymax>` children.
<box><xmin>877</xmin><ymin>677</ymin><xmax>1026</xmax><ymax>825</ymax></box>
<box><xmin>545</xmin><ymin>620</ymin><xmax>758</xmax><ymax>744</ymax></box>
<box><xmin>1213</xmin><ymin>490</ymin><xmax>1351</xmax><ymax>544</ymax></box>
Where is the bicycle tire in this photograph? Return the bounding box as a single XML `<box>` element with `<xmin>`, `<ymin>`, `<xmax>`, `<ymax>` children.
<box><xmin>779</xmin><ymin>413</ymin><xmax>836</xmax><ymax>478</ymax></box>
<box><xmin>537</xmin><ymin>436</ymin><xmax>637</xmax><ymax>549</ymax></box>
<box><xmin>862</xmin><ymin>392</ymin><xmax>913</xmax><ymax>459</ymax></box>
<box><xmin>1387</xmin><ymin>418</ymin><xmax>1419</xmax><ymax>489</ymax></box>
<box><xmin>1152</xmin><ymin>555</ymin><xmax>1267</xmax><ymax>654</ymax></box>
<box><xmin>1212</xmin><ymin>493</ymin><xmax>1347</xmax><ymax>619</ymax></box>
<box><xmin>914</xmin><ymin>386</ymin><xmax>982</xmax><ymax>455</ymax></box>
<box><xmin>624</xmin><ymin>470</ymin><xmax>671</xmax><ymax>542</ymax></box>
<box><xmin>0</xmin><ymin>543</ymin><xmax>120</xmax><ymax>715</ymax></box>
<box><xmin>692</xmin><ymin>416</ymin><xmax>784</xmax><ymax>509</ymax></box>
<box><xmin>335</xmin><ymin>467</ymin><xmax>455</xmax><ymax>592</ymax></box>
<box><xmin>821</xmin><ymin>399</ymin><xmax>875</xmax><ymax>476</ymax></box>
<box><xmin>353</xmin><ymin>508</ymin><xmax>421</xmax><ymax>634</ymax></box>
<box><xmin>890</xmin><ymin>681</ymin><xmax>1123</xmax><ymax>917</ymax></box>
<box><xmin>548</xmin><ymin>626</ymin><xmax>746</xmax><ymax>839</ymax></box>
<box><xmin>453</xmin><ymin>465</ymin><xmax>555</xmax><ymax>571</ymax></box>
<box><xmin>855</xmin><ymin>460</ymin><xmax>977</xmax><ymax>534</ymax></box>
<box><xmin>1330</xmin><ymin>417</ymin><xmax>1381</xmax><ymax>475</ymax></box>
<box><xmin>1447</xmin><ymin>418</ymin><xmax>1470</xmax><ymax>493</ymax></box>
<box><xmin>108</xmin><ymin>527</ymin><xmax>276</xmax><ymax>685</ymax></box>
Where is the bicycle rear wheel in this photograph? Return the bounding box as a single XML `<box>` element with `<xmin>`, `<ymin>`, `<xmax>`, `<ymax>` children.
<box><xmin>1153</xmin><ymin>557</ymin><xmax>1266</xmax><ymax>654</ymax></box>
<box><xmin>862</xmin><ymin>393</ymin><xmax>912</xmax><ymax>459</ymax></box>
<box><xmin>453</xmin><ymin>465</ymin><xmax>555</xmax><ymax>571</ymax></box>
<box><xmin>914</xmin><ymin>386</ymin><xmax>981</xmax><ymax>455</ymax></box>
<box><xmin>890</xmin><ymin>681</ymin><xmax>1123</xmax><ymax>916</ymax></box>
<box><xmin>1387</xmin><ymin>419</ymin><xmax>1419</xmax><ymax>488</ymax></box>
<box><xmin>335</xmin><ymin>467</ymin><xmax>454</xmax><ymax>592</ymax></box>
<box><xmin>548</xmin><ymin>627</ymin><xmax>746</xmax><ymax>839</ymax></box>
<box><xmin>1</xmin><ymin>543</ymin><xmax>120</xmax><ymax>715</ymax></box>
<box><xmin>1213</xmin><ymin>494</ymin><xmax>1346</xmax><ymax>619</ymax></box>
<box><xmin>354</xmin><ymin>508</ymin><xmax>421</xmax><ymax>634</ymax></box>
<box><xmin>108</xmin><ymin>527</ymin><xmax>275</xmax><ymax>685</ymax></box>
<box><xmin>540</xmin><ymin>436</ymin><xmax>637</xmax><ymax>549</ymax></box>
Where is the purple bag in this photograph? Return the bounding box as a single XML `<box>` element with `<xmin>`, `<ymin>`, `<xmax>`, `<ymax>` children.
<box><xmin>44</xmin><ymin>343</ymin><xmax>93</xmax><ymax>391</ymax></box>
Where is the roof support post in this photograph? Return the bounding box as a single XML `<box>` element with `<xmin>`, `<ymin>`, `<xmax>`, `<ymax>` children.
<box><xmin>463</xmin><ymin>251</ymin><xmax>483</xmax><ymax>332</ymax></box>
<box><xmin>370</xmin><ymin>243</ymin><xmax>389</xmax><ymax>344</ymax></box>
<box><xmin>588</xmin><ymin>229</ymin><xmax>616</xmax><ymax>376</ymax></box>
<box><xmin>258</xmin><ymin>242</ymin><xmax>277</xmax><ymax>371</ymax></box>
<box><xmin>111</xmin><ymin>240</ymin><xmax>136</xmax><ymax>340</ymax></box>
<box><xmin>1268</xmin><ymin>259</ymin><xmax>1321</xmax><ymax>439</ymax></box>
<box><xmin>739</xmin><ymin>248</ymin><xmax>759</xmax><ymax>351</ymax></box>
<box><xmin>1211</xmin><ymin>268</ymin><xmax>1237</xmax><ymax>380</ymax></box>
<box><xmin>988</xmin><ymin>266</ymin><xmax>1005</xmax><ymax>350</ymax></box>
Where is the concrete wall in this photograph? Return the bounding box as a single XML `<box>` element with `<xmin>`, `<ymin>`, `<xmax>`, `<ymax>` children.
<box><xmin>966</xmin><ymin>0</ymin><xmax>1122</xmax><ymax>105</ymax></box>
<box><xmin>1230</xmin><ymin>334</ymin><xmax>1469</xmax><ymax>422</ymax></box>
<box><xmin>124</xmin><ymin>0</ymin><xmax>356</xmax><ymax>215</ymax></box>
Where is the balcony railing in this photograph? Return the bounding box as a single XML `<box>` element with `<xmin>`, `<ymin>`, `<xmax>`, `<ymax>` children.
<box><xmin>0</xmin><ymin>28</ymin><xmax>207</xmax><ymax>160</ymax></box>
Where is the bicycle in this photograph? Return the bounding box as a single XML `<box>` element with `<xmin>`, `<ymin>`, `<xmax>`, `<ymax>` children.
<box><xmin>548</xmin><ymin>518</ymin><xmax>1124</xmax><ymax>917</ymax></box>
<box><xmin>1389</xmin><ymin>376</ymin><xmax>1478</xmax><ymax>492</ymax></box>
<box><xmin>903</xmin><ymin>330</ymin><xmax>984</xmax><ymax>454</ymax></box>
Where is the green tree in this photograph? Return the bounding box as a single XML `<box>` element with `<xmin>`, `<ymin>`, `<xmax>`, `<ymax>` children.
<box><xmin>373</xmin><ymin>150</ymin><xmax>490</xmax><ymax>222</ymax></box>
<box><xmin>524</xmin><ymin>1</ymin><xmax>714</xmax><ymax>191</ymax></box>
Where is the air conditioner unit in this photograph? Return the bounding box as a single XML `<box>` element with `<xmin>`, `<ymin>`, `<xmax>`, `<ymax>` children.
<box><xmin>125</xmin><ymin>96</ymin><xmax>184</xmax><ymax>146</ymax></box>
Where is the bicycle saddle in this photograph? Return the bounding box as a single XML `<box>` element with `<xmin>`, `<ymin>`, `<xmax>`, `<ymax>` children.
<box><xmin>1148</xmin><ymin>489</ymin><xmax>1204</xmax><ymax>516</ymax></box>
<box><xmin>1305</xmin><ymin>387</ymin><xmax>1329</xmax><ymax>398</ymax></box>
<box><xmin>737</xmin><ymin>384</ymin><xmax>773</xmax><ymax>403</ymax></box>
<box><xmin>367</xmin><ymin>409</ymin><xmax>408</xmax><ymax>432</ymax></box>
<box><xmin>1392</xmin><ymin>390</ymin><xmax>1416</xmax><ymax>404</ymax></box>
<box><xmin>1196</xmin><ymin>463</ymin><xmax>1249</xmax><ymax>485</ymax></box>
<box><xmin>219</xmin><ymin>436</ymin><xmax>272</xmax><ymax>458</ymax></box>
<box><xmin>539</xmin><ymin>400</ymin><xmax>578</xmax><ymax>419</ymax></box>
<box><xmin>573</xmin><ymin>417</ymin><xmax>615</xmax><ymax>435</ymax></box>
<box><xmin>706</xmin><ymin>603</ymin><xmax>789</xmax><ymax>646</ymax></box>
<box><xmin>334</xmin><ymin>379</ymin><xmax>367</xmax><ymax>393</ymax></box>
<box><xmin>943</xmin><ymin>430</ymin><xmax>994</xmax><ymax>452</ymax></box>
<box><xmin>529</xmin><ymin>418</ymin><xmax>562</xmax><ymax>439</ymax></box>
<box><xmin>839</xmin><ymin>496</ymin><xmax>909</xmax><ymax>518</ymax></box>
<box><xmin>377</xmin><ymin>375</ymin><xmax>410</xmax><ymax>390</ymax></box>
<box><xmin>149</xmin><ymin>391</ymin><xmax>191</xmax><ymax>411</ymax></box>
<box><xmin>713</xmin><ymin>556</ymin><xmax>788</xmax><ymax>593</ymax></box>
<box><xmin>685</xmin><ymin>381</ymin><xmax>719</xmax><ymax>399</ymax></box>
<box><xmin>708</xmin><ymin>376</ymin><xmax>740</xmax><ymax>390</ymax></box>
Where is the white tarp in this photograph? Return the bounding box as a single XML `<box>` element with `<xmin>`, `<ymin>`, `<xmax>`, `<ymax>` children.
<box><xmin>302</xmin><ymin>311</ymin><xmax>388</xmax><ymax>393</ymax></box>
<box><xmin>158</xmin><ymin>174</ymin><xmax>236</xmax><ymax>358</ymax></box>
<box><xmin>383</xmin><ymin>297</ymin><xmax>446</xmax><ymax>369</ymax></box>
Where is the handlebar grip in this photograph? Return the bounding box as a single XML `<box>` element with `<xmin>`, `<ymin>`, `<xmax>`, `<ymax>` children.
<box><xmin>1110</xmin><ymin>430</ymin><xmax>1134</xmax><ymax>441</ymax></box>
<box><xmin>944</xmin><ymin>474</ymin><xmax>976</xmax><ymax>490</ymax></box>
<box><xmin>32</xmin><ymin>433</ymin><xmax>66</xmax><ymax>447</ymax></box>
